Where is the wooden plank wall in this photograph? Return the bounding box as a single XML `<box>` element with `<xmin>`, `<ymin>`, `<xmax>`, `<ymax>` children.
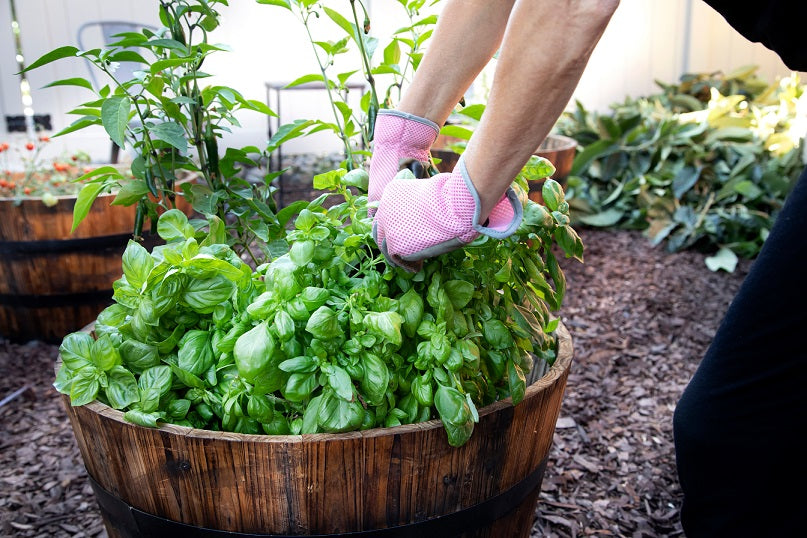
<box><xmin>0</xmin><ymin>0</ymin><xmax>803</xmax><ymax>162</ymax></box>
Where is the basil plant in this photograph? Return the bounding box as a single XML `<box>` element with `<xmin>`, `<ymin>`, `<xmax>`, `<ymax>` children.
<box><xmin>55</xmin><ymin>162</ymin><xmax>582</xmax><ymax>447</ymax></box>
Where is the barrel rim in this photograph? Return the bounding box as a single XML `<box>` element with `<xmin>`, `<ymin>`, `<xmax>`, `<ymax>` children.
<box><xmin>0</xmin><ymin>176</ymin><xmax>196</xmax><ymax>204</ymax></box>
<box><xmin>62</xmin><ymin>323</ymin><xmax>573</xmax><ymax>444</ymax></box>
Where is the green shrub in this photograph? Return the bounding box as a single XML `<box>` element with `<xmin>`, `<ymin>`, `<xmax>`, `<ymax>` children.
<box><xmin>558</xmin><ymin>66</ymin><xmax>805</xmax><ymax>271</ymax></box>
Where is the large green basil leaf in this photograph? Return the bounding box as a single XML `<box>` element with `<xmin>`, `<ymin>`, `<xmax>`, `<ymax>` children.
<box><xmin>278</xmin><ymin>355</ymin><xmax>317</xmax><ymax>373</ymax></box>
<box><xmin>167</xmin><ymin>398</ymin><xmax>191</xmax><ymax>420</ymax></box>
<box><xmin>289</xmin><ymin>239</ymin><xmax>315</xmax><ymax>266</ymax></box>
<box><xmin>69</xmin><ymin>367</ymin><xmax>101</xmax><ymax>406</ymax></box>
<box><xmin>247</xmin><ymin>394</ymin><xmax>274</xmax><ymax>423</ymax></box>
<box><xmin>124</xmin><ymin>409</ymin><xmax>162</xmax><ymax>428</ymax></box>
<box><xmin>360</xmin><ymin>353</ymin><xmax>389</xmax><ymax>406</ymax></box>
<box><xmin>59</xmin><ymin>332</ymin><xmax>94</xmax><ymax>370</ymax></box>
<box><xmin>157</xmin><ymin>209</ymin><xmax>195</xmax><ymax>243</ymax></box>
<box><xmin>305</xmin><ymin>306</ymin><xmax>341</xmax><ymax>340</ymax></box>
<box><xmin>301</xmin><ymin>394</ymin><xmax>323</xmax><ymax>434</ymax></box>
<box><xmin>233</xmin><ymin>322</ymin><xmax>275</xmax><ymax>383</ymax></box>
<box><xmin>411</xmin><ymin>373</ymin><xmax>433</xmax><ymax>407</ymax></box>
<box><xmin>91</xmin><ymin>335</ymin><xmax>122</xmax><ymax>371</ymax></box>
<box><xmin>184</xmin><ymin>254</ymin><xmax>244</xmax><ymax>282</ymax></box>
<box><xmin>273</xmin><ymin>309</ymin><xmax>295</xmax><ymax>342</ymax></box>
<box><xmin>106</xmin><ymin>365</ymin><xmax>140</xmax><ymax>409</ymax></box>
<box><xmin>183</xmin><ymin>275</ymin><xmax>236</xmax><ymax>313</ymax></box>
<box><xmin>300</xmin><ymin>286</ymin><xmax>330</xmax><ymax>310</ymax></box>
<box><xmin>443</xmin><ymin>416</ymin><xmax>474</xmax><ymax>447</ymax></box>
<box><xmin>283</xmin><ymin>372</ymin><xmax>319</xmax><ymax>402</ymax></box>
<box><xmin>483</xmin><ymin>319</ymin><xmax>515</xmax><ymax>350</ymax></box>
<box><xmin>138</xmin><ymin>365</ymin><xmax>173</xmax><ymax>396</ymax></box>
<box><xmin>443</xmin><ymin>280</ymin><xmax>475</xmax><ymax>309</ymax></box>
<box><xmin>363</xmin><ymin>311</ymin><xmax>403</xmax><ymax>346</ymax></box>
<box><xmin>322</xmin><ymin>364</ymin><xmax>353</xmax><ymax>402</ymax></box>
<box><xmin>317</xmin><ymin>391</ymin><xmax>364</xmax><ymax>433</ymax></box>
<box><xmin>178</xmin><ymin>330</ymin><xmax>215</xmax><ymax>376</ymax></box>
<box><xmin>122</xmin><ymin>240</ymin><xmax>155</xmax><ymax>291</ymax></box>
<box><xmin>267</xmin><ymin>256</ymin><xmax>301</xmax><ymax>300</ymax></box>
<box><xmin>434</xmin><ymin>384</ymin><xmax>471</xmax><ymax>425</ymax></box>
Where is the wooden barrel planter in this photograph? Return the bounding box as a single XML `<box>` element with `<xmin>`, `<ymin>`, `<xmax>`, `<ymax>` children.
<box><xmin>61</xmin><ymin>324</ymin><xmax>574</xmax><ymax>538</ymax></box>
<box><xmin>0</xmin><ymin>189</ymin><xmax>193</xmax><ymax>344</ymax></box>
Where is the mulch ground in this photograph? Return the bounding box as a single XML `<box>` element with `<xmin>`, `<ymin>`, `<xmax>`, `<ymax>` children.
<box><xmin>0</xmin><ymin>228</ymin><xmax>750</xmax><ymax>538</ymax></box>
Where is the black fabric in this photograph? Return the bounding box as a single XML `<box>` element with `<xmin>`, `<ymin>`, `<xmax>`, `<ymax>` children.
<box><xmin>701</xmin><ymin>1</ymin><xmax>807</xmax><ymax>71</ymax></box>
<box><xmin>673</xmin><ymin>166</ymin><xmax>807</xmax><ymax>536</ymax></box>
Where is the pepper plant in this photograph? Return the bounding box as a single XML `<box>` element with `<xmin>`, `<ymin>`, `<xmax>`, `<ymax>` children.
<box><xmin>258</xmin><ymin>0</ymin><xmax>441</xmax><ymax>170</ymax></box>
<box><xmin>23</xmin><ymin>0</ymin><xmax>313</xmax><ymax>263</ymax></box>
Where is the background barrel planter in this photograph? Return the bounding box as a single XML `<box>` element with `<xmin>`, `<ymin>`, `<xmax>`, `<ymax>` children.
<box><xmin>61</xmin><ymin>324</ymin><xmax>574</xmax><ymax>538</ymax></box>
<box><xmin>0</xmin><ymin>189</ymin><xmax>193</xmax><ymax>344</ymax></box>
<box><xmin>528</xmin><ymin>134</ymin><xmax>578</xmax><ymax>205</ymax></box>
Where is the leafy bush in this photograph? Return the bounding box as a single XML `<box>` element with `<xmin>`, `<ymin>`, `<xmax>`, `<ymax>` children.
<box><xmin>557</xmin><ymin>66</ymin><xmax>805</xmax><ymax>271</ymax></box>
<box><xmin>55</xmin><ymin>171</ymin><xmax>582</xmax><ymax>447</ymax></box>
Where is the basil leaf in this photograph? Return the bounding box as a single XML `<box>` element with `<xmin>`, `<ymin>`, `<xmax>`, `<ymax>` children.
<box><xmin>443</xmin><ymin>280</ymin><xmax>474</xmax><ymax>309</ymax></box>
<box><xmin>59</xmin><ymin>332</ymin><xmax>94</xmax><ymax>370</ymax></box>
<box><xmin>305</xmin><ymin>306</ymin><xmax>341</xmax><ymax>340</ymax></box>
<box><xmin>247</xmin><ymin>394</ymin><xmax>275</xmax><ymax>423</ymax></box>
<box><xmin>273</xmin><ymin>309</ymin><xmax>296</xmax><ymax>342</ymax></box>
<box><xmin>70</xmin><ymin>368</ymin><xmax>101</xmax><ymax>406</ymax></box>
<box><xmin>483</xmin><ymin>319</ymin><xmax>515</xmax><ymax>350</ymax></box>
<box><xmin>183</xmin><ymin>275</ymin><xmax>236</xmax><ymax>313</ymax></box>
<box><xmin>317</xmin><ymin>391</ymin><xmax>364</xmax><ymax>433</ymax></box>
<box><xmin>323</xmin><ymin>364</ymin><xmax>353</xmax><ymax>401</ymax></box>
<box><xmin>167</xmin><ymin>398</ymin><xmax>192</xmax><ymax>419</ymax></box>
<box><xmin>124</xmin><ymin>409</ymin><xmax>162</xmax><ymax>428</ymax></box>
<box><xmin>301</xmin><ymin>394</ymin><xmax>323</xmax><ymax>434</ymax></box>
<box><xmin>178</xmin><ymin>330</ymin><xmax>215</xmax><ymax>376</ymax></box>
<box><xmin>360</xmin><ymin>353</ymin><xmax>389</xmax><ymax>406</ymax></box>
<box><xmin>138</xmin><ymin>365</ymin><xmax>173</xmax><ymax>396</ymax></box>
<box><xmin>434</xmin><ymin>384</ymin><xmax>471</xmax><ymax>425</ymax></box>
<box><xmin>106</xmin><ymin>365</ymin><xmax>140</xmax><ymax>409</ymax></box>
<box><xmin>397</xmin><ymin>287</ymin><xmax>424</xmax><ymax>340</ymax></box>
<box><xmin>91</xmin><ymin>335</ymin><xmax>122</xmax><ymax>371</ymax></box>
<box><xmin>283</xmin><ymin>372</ymin><xmax>319</xmax><ymax>402</ymax></box>
<box><xmin>278</xmin><ymin>355</ymin><xmax>318</xmax><ymax>373</ymax></box>
<box><xmin>122</xmin><ymin>240</ymin><xmax>155</xmax><ymax>291</ymax></box>
<box><xmin>363</xmin><ymin>311</ymin><xmax>403</xmax><ymax>346</ymax></box>
<box><xmin>289</xmin><ymin>240</ymin><xmax>315</xmax><ymax>266</ymax></box>
<box><xmin>234</xmin><ymin>322</ymin><xmax>275</xmax><ymax>383</ymax></box>
<box><xmin>300</xmin><ymin>287</ymin><xmax>330</xmax><ymax>310</ymax></box>
<box><xmin>411</xmin><ymin>373</ymin><xmax>433</xmax><ymax>407</ymax></box>
<box><xmin>157</xmin><ymin>209</ymin><xmax>195</xmax><ymax>243</ymax></box>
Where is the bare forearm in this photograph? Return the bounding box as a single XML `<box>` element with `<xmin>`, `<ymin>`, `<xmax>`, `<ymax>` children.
<box><xmin>464</xmin><ymin>0</ymin><xmax>620</xmax><ymax>218</ymax></box>
<box><xmin>398</xmin><ymin>0</ymin><xmax>516</xmax><ymax>126</ymax></box>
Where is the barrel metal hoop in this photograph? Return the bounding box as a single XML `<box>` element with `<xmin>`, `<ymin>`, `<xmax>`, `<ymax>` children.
<box><xmin>0</xmin><ymin>231</ymin><xmax>160</xmax><ymax>257</ymax></box>
<box><xmin>0</xmin><ymin>289</ymin><xmax>113</xmax><ymax>308</ymax></box>
<box><xmin>87</xmin><ymin>458</ymin><xmax>547</xmax><ymax>538</ymax></box>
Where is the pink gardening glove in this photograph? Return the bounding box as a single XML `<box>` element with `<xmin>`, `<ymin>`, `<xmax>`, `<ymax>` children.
<box><xmin>368</xmin><ymin>109</ymin><xmax>439</xmax><ymax>215</ymax></box>
<box><xmin>372</xmin><ymin>156</ymin><xmax>523</xmax><ymax>272</ymax></box>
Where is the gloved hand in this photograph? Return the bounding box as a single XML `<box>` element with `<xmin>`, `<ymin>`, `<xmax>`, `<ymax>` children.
<box><xmin>372</xmin><ymin>156</ymin><xmax>523</xmax><ymax>273</ymax></box>
<box><xmin>368</xmin><ymin>109</ymin><xmax>439</xmax><ymax>215</ymax></box>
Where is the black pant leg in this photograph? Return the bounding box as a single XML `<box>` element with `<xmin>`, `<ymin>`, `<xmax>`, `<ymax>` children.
<box><xmin>673</xmin><ymin>166</ymin><xmax>807</xmax><ymax>537</ymax></box>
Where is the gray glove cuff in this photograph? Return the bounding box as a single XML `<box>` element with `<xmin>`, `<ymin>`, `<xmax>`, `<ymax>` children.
<box><xmin>457</xmin><ymin>156</ymin><xmax>524</xmax><ymax>239</ymax></box>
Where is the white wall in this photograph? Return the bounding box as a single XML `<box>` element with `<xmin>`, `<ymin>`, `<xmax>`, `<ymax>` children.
<box><xmin>0</xmin><ymin>0</ymin><xmax>803</xmax><ymax>166</ymax></box>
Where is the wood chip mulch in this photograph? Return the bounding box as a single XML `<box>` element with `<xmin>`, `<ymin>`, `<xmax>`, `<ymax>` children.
<box><xmin>0</xmin><ymin>228</ymin><xmax>750</xmax><ymax>538</ymax></box>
